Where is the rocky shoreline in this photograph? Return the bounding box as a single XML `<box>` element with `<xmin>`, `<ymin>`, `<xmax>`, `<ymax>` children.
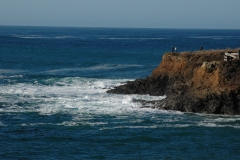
<box><xmin>107</xmin><ymin>49</ymin><xmax>240</xmax><ymax>115</ymax></box>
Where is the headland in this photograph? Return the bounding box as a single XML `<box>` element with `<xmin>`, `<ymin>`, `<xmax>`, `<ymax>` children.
<box><xmin>107</xmin><ymin>49</ymin><xmax>240</xmax><ymax>115</ymax></box>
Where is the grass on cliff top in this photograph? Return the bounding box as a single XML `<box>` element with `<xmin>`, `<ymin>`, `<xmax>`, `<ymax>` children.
<box><xmin>165</xmin><ymin>48</ymin><xmax>240</xmax><ymax>62</ymax></box>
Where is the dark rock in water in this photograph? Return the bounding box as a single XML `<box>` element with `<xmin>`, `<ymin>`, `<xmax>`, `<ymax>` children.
<box><xmin>107</xmin><ymin>76</ymin><xmax>168</xmax><ymax>96</ymax></box>
<box><xmin>107</xmin><ymin>49</ymin><xmax>240</xmax><ymax>115</ymax></box>
<box><xmin>161</xmin><ymin>89</ymin><xmax>240</xmax><ymax>115</ymax></box>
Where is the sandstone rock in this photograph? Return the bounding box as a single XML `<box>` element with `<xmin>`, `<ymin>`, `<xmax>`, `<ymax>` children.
<box><xmin>107</xmin><ymin>49</ymin><xmax>240</xmax><ymax>115</ymax></box>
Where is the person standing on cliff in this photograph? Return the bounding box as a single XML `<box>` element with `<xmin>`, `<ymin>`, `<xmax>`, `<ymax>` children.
<box><xmin>175</xmin><ymin>47</ymin><xmax>177</xmax><ymax>52</ymax></box>
<box><xmin>171</xmin><ymin>46</ymin><xmax>174</xmax><ymax>52</ymax></box>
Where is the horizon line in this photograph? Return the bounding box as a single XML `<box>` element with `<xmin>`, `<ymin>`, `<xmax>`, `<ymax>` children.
<box><xmin>0</xmin><ymin>24</ymin><xmax>240</xmax><ymax>30</ymax></box>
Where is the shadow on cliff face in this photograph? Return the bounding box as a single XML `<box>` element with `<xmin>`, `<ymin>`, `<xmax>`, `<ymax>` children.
<box><xmin>107</xmin><ymin>49</ymin><xmax>240</xmax><ymax>115</ymax></box>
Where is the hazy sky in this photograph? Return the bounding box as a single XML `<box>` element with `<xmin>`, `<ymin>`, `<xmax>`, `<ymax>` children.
<box><xmin>1</xmin><ymin>0</ymin><xmax>240</xmax><ymax>29</ymax></box>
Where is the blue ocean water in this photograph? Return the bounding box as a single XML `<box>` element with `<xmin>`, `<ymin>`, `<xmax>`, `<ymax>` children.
<box><xmin>0</xmin><ymin>26</ymin><xmax>240</xmax><ymax>159</ymax></box>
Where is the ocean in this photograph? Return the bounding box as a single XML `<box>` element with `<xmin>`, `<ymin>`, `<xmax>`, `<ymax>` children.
<box><xmin>0</xmin><ymin>26</ymin><xmax>240</xmax><ymax>159</ymax></box>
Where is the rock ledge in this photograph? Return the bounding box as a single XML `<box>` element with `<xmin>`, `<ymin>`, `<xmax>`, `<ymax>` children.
<box><xmin>107</xmin><ymin>49</ymin><xmax>240</xmax><ymax>115</ymax></box>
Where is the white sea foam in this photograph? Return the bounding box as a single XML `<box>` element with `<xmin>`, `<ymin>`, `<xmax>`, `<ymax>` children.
<box><xmin>189</xmin><ymin>36</ymin><xmax>239</xmax><ymax>39</ymax></box>
<box><xmin>189</xmin><ymin>36</ymin><xmax>219</xmax><ymax>39</ymax></box>
<box><xmin>212</xmin><ymin>117</ymin><xmax>240</xmax><ymax>122</ymax></box>
<box><xmin>88</xmin><ymin>64</ymin><xmax>143</xmax><ymax>70</ymax></box>
<box><xmin>98</xmin><ymin>123</ymin><xmax>191</xmax><ymax>130</ymax></box>
<box><xmin>45</xmin><ymin>64</ymin><xmax>143</xmax><ymax>73</ymax></box>
<box><xmin>11</xmin><ymin>34</ymin><xmax>78</xmax><ymax>39</ymax></box>
<box><xmin>197</xmin><ymin>122</ymin><xmax>240</xmax><ymax>128</ymax></box>
<box><xmin>101</xmin><ymin>37</ymin><xmax>168</xmax><ymax>40</ymax></box>
<box><xmin>12</xmin><ymin>34</ymin><xmax>45</xmax><ymax>39</ymax></box>
<box><xmin>0</xmin><ymin>77</ymin><xmax>165</xmax><ymax>116</ymax></box>
<box><xmin>197</xmin><ymin>122</ymin><xmax>217</xmax><ymax>127</ymax></box>
<box><xmin>193</xmin><ymin>114</ymin><xmax>240</xmax><ymax>128</ymax></box>
<box><xmin>0</xmin><ymin>69</ymin><xmax>25</xmax><ymax>74</ymax></box>
<box><xmin>54</xmin><ymin>36</ymin><xmax>77</xmax><ymax>39</ymax></box>
<box><xmin>0</xmin><ymin>121</ymin><xmax>5</xmax><ymax>126</ymax></box>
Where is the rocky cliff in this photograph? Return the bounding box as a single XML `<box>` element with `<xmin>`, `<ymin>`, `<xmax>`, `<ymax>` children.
<box><xmin>107</xmin><ymin>49</ymin><xmax>240</xmax><ymax>115</ymax></box>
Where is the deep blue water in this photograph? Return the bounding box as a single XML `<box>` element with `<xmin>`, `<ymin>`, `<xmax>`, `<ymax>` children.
<box><xmin>1</xmin><ymin>26</ymin><xmax>240</xmax><ymax>159</ymax></box>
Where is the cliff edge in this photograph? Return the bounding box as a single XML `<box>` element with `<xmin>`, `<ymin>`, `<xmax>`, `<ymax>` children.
<box><xmin>107</xmin><ymin>49</ymin><xmax>240</xmax><ymax>115</ymax></box>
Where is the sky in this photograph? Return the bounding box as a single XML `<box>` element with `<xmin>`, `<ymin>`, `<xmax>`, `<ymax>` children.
<box><xmin>1</xmin><ymin>0</ymin><xmax>240</xmax><ymax>29</ymax></box>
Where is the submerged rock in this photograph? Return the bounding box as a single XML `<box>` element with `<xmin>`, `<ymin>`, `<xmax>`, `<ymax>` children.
<box><xmin>107</xmin><ymin>49</ymin><xmax>240</xmax><ymax>115</ymax></box>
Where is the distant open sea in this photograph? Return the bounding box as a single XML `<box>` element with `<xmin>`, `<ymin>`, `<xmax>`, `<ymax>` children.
<box><xmin>1</xmin><ymin>26</ymin><xmax>240</xmax><ymax>159</ymax></box>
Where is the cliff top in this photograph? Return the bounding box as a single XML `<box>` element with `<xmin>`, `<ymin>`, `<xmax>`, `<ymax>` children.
<box><xmin>152</xmin><ymin>48</ymin><xmax>240</xmax><ymax>76</ymax></box>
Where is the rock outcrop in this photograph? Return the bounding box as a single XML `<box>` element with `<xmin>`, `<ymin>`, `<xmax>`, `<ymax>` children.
<box><xmin>107</xmin><ymin>49</ymin><xmax>240</xmax><ymax>115</ymax></box>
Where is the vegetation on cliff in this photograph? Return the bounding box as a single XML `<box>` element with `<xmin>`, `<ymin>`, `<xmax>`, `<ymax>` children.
<box><xmin>107</xmin><ymin>49</ymin><xmax>240</xmax><ymax>115</ymax></box>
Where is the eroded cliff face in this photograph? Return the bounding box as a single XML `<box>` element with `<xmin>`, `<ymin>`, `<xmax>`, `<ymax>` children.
<box><xmin>107</xmin><ymin>49</ymin><xmax>240</xmax><ymax>115</ymax></box>
<box><xmin>152</xmin><ymin>50</ymin><xmax>240</xmax><ymax>94</ymax></box>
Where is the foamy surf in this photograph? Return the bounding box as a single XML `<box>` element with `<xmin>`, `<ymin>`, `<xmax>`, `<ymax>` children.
<box><xmin>1</xmin><ymin>76</ymin><xmax>240</xmax><ymax>129</ymax></box>
<box><xmin>0</xmin><ymin>77</ymin><xmax>165</xmax><ymax>115</ymax></box>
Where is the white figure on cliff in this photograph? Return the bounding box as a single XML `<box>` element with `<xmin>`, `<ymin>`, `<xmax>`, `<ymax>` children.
<box><xmin>175</xmin><ymin>47</ymin><xmax>177</xmax><ymax>52</ymax></box>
